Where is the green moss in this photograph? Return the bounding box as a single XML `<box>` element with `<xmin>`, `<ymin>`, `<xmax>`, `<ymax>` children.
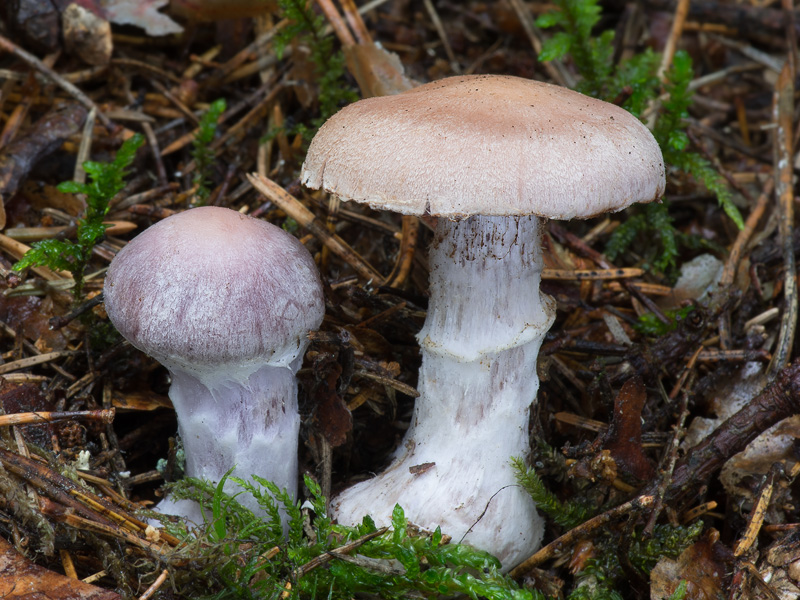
<box><xmin>151</xmin><ymin>472</ymin><xmax>545</xmax><ymax>599</ymax></box>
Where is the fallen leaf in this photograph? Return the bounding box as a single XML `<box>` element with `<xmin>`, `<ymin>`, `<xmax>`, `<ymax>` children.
<box><xmin>344</xmin><ymin>43</ymin><xmax>415</xmax><ymax>97</ymax></box>
<box><xmin>604</xmin><ymin>376</ymin><xmax>654</xmax><ymax>482</ymax></box>
<box><xmin>758</xmin><ymin>530</ymin><xmax>800</xmax><ymax>600</ymax></box>
<box><xmin>650</xmin><ymin>529</ymin><xmax>732</xmax><ymax>600</ymax></box>
<box><xmin>312</xmin><ymin>354</ymin><xmax>352</xmax><ymax>448</ymax></box>
<box><xmin>102</xmin><ymin>0</ymin><xmax>182</xmax><ymax>36</ymax></box>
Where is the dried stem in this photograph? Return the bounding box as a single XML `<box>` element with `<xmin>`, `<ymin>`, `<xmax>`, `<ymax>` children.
<box><xmin>657</xmin><ymin>0</ymin><xmax>691</xmax><ymax>81</ymax></box>
<box><xmin>386</xmin><ymin>216</ymin><xmax>420</xmax><ymax>288</ymax></box>
<box><xmin>0</xmin><ymin>409</ymin><xmax>114</xmax><ymax>427</ymax></box>
<box><xmin>767</xmin><ymin>59</ymin><xmax>796</xmax><ymax>378</ymax></box>
<box><xmin>315</xmin><ymin>0</ymin><xmax>357</xmax><ymax>46</ymax></box>
<box><xmin>508</xmin><ymin>0</ymin><xmax>574</xmax><ymax>87</ymax></box>
<box><xmin>339</xmin><ymin>0</ymin><xmax>372</xmax><ymax>44</ymax></box>
<box><xmin>718</xmin><ymin>178</ymin><xmax>772</xmax><ymax>348</ymax></box>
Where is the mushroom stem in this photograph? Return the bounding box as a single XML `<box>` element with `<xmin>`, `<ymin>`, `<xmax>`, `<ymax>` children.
<box><xmin>160</xmin><ymin>362</ymin><xmax>300</xmax><ymax>523</ymax></box>
<box><xmin>332</xmin><ymin>214</ymin><xmax>554</xmax><ymax>567</ymax></box>
<box><xmin>421</xmin><ymin>214</ymin><xmax>553</xmax><ymax>359</ymax></box>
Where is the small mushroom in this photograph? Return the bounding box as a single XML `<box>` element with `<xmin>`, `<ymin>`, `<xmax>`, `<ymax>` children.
<box><xmin>301</xmin><ymin>75</ymin><xmax>665</xmax><ymax>567</ymax></box>
<box><xmin>104</xmin><ymin>206</ymin><xmax>324</xmax><ymax>522</ymax></box>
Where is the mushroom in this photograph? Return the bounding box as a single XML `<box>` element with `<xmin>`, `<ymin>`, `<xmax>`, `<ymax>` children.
<box><xmin>104</xmin><ymin>206</ymin><xmax>324</xmax><ymax>522</ymax></box>
<box><xmin>301</xmin><ymin>74</ymin><xmax>665</xmax><ymax>567</ymax></box>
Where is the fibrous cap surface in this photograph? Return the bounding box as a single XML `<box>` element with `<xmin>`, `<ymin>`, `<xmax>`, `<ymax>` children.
<box><xmin>104</xmin><ymin>206</ymin><xmax>324</xmax><ymax>377</ymax></box>
<box><xmin>301</xmin><ymin>74</ymin><xmax>665</xmax><ymax>219</ymax></box>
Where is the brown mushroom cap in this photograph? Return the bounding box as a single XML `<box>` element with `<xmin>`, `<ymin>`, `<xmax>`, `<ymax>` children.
<box><xmin>301</xmin><ymin>74</ymin><xmax>665</xmax><ymax>220</ymax></box>
<box><xmin>104</xmin><ymin>206</ymin><xmax>324</xmax><ymax>378</ymax></box>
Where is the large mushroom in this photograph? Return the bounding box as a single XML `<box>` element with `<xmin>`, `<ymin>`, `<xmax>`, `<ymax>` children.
<box><xmin>301</xmin><ymin>74</ymin><xmax>665</xmax><ymax>567</ymax></box>
<box><xmin>104</xmin><ymin>206</ymin><xmax>324</xmax><ymax>523</ymax></box>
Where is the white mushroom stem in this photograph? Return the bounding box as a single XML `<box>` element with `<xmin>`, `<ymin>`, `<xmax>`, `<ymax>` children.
<box><xmin>332</xmin><ymin>214</ymin><xmax>554</xmax><ymax>568</ymax></box>
<box><xmin>156</xmin><ymin>362</ymin><xmax>300</xmax><ymax>524</ymax></box>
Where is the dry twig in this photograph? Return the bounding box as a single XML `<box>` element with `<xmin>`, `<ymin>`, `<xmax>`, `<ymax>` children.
<box><xmin>657</xmin><ymin>0</ymin><xmax>691</xmax><ymax>81</ymax></box>
<box><xmin>510</xmin><ymin>495</ymin><xmax>656</xmax><ymax>575</ymax></box>
<box><xmin>0</xmin><ymin>409</ymin><xmax>114</xmax><ymax>427</ymax></box>
<box><xmin>658</xmin><ymin>359</ymin><xmax>800</xmax><ymax>504</ymax></box>
<box><xmin>767</xmin><ymin>59</ymin><xmax>797</xmax><ymax>378</ymax></box>
<box><xmin>247</xmin><ymin>173</ymin><xmax>385</xmax><ymax>283</ymax></box>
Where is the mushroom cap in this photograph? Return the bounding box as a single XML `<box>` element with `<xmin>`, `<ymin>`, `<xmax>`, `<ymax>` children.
<box><xmin>104</xmin><ymin>206</ymin><xmax>324</xmax><ymax>379</ymax></box>
<box><xmin>301</xmin><ymin>74</ymin><xmax>665</xmax><ymax>219</ymax></box>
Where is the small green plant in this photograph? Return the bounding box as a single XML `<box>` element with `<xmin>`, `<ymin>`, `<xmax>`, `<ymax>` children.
<box><xmin>159</xmin><ymin>472</ymin><xmax>543</xmax><ymax>599</ymax></box>
<box><xmin>634</xmin><ymin>304</ymin><xmax>696</xmax><ymax>336</ymax></box>
<box><xmin>512</xmin><ymin>457</ymin><xmax>592</xmax><ymax>529</ymax></box>
<box><xmin>13</xmin><ymin>134</ymin><xmax>144</xmax><ymax>301</ymax></box>
<box><xmin>605</xmin><ymin>203</ymin><xmax>677</xmax><ymax>272</ymax></box>
<box><xmin>274</xmin><ymin>0</ymin><xmax>358</xmax><ymax>137</ymax></box>
<box><xmin>281</xmin><ymin>216</ymin><xmax>300</xmax><ymax>235</ymax></box>
<box><xmin>628</xmin><ymin>522</ymin><xmax>704</xmax><ymax>575</ymax></box>
<box><xmin>568</xmin><ymin>555</ymin><xmax>624</xmax><ymax>600</ymax></box>
<box><xmin>536</xmin><ymin>0</ymin><xmax>618</xmax><ymax>99</ymax></box>
<box><xmin>192</xmin><ymin>98</ymin><xmax>226</xmax><ymax>204</ymax></box>
<box><xmin>653</xmin><ymin>52</ymin><xmax>741</xmax><ymax>230</ymax></box>
<box><xmin>536</xmin><ymin>0</ymin><xmax>743</xmax><ymax>272</ymax></box>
